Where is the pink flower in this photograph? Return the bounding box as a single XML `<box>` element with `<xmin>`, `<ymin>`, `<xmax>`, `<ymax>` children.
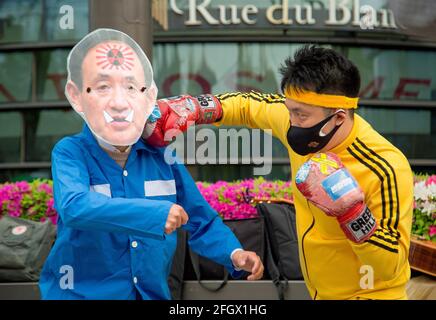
<box><xmin>38</xmin><ymin>183</ymin><xmax>52</xmax><ymax>194</ymax></box>
<box><xmin>196</xmin><ymin>178</ymin><xmax>293</xmax><ymax>220</ymax></box>
<box><xmin>426</xmin><ymin>175</ymin><xmax>436</xmax><ymax>186</ymax></box>
<box><xmin>429</xmin><ymin>226</ymin><xmax>436</xmax><ymax>237</ymax></box>
<box><xmin>0</xmin><ymin>180</ymin><xmax>57</xmax><ymax>224</ymax></box>
<box><xmin>48</xmin><ymin>215</ymin><xmax>58</xmax><ymax>225</ymax></box>
<box><xmin>15</xmin><ymin>181</ymin><xmax>30</xmax><ymax>193</ymax></box>
<box><xmin>27</xmin><ymin>206</ymin><xmax>36</xmax><ymax>216</ymax></box>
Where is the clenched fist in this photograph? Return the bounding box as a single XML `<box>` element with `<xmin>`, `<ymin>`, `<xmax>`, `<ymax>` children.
<box><xmin>295</xmin><ymin>152</ymin><xmax>377</xmax><ymax>243</ymax></box>
<box><xmin>143</xmin><ymin>94</ymin><xmax>223</xmax><ymax>147</ymax></box>
<box><xmin>165</xmin><ymin>204</ymin><xmax>189</xmax><ymax>234</ymax></box>
<box><xmin>231</xmin><ymin>250</ymin><xmax>264</xmax><ymax>280</ymax></box>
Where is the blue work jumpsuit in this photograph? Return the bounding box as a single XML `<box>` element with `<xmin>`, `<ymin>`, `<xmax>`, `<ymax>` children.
<box><xmin>39</xmin><ymin>125</ymin><xmax>243</xmax><ymax>299</ymax></box>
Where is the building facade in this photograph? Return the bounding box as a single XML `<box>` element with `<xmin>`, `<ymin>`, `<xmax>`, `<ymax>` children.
<box><xmin>0</xmin><ymin>0</ymin><xmax>435</xmax><ymax>182</ymax></box>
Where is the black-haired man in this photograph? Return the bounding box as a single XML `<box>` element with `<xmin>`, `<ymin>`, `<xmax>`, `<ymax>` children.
<box><xmin>145</xmin><ymin>45</ymin><xmax>413</xmax><ymax>300</ymax></box>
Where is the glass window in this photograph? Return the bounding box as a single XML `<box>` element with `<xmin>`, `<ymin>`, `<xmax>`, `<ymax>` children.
<box><xmin>154</xmin><ymin>43</ymin><xmax>436</xmax><ymax>101</ymax></box>
<box><xmin>0</xmin><ymin>52</ymin><xmax>33</xmax><ymax>103</ymax></box>
<box><xmin>0</xmin><ymin>0</ymin><xmax>88</xmax><ymax>44</ymax></box>
<box><xmin>358</xmin><ymin>107</ymin><xmax>436</xmax><ymax>159</ymax></box>
<box><xmin>347</xmin><ymin>47</ymin><xmax>436</xmax><ymax>101</ymax></box>
<box><xmin>44</xmin><ymin>0</ymin><xmax>89</xmax><ymax>42</ymax></box>
<box><xmin>25</xmin><ymin>109</ymin><xmax>83</xmax><ymax>161</ymax></box>
<box><xmin>36</xmin><ymin>49</ymin><xmax>69</xmax><ymax>101</ymax></box>
<box><xmin>0</xmin><ymin>0</ymin><xmax>42</xmax><ymax>43</ymax></box>
<box><xmin>153</xmin><ymin>42</ymin><xmax>436</xmax><ymax>172</ymax></box>
<box><xmin>153</xmin><ymin>42</ymin><xmax>305</xmax><ymax>97</ymax></box>
<box><xmin>0</xmin><ymin>112</ymin><xmax>22</xmax><ymax>163</ymax></box>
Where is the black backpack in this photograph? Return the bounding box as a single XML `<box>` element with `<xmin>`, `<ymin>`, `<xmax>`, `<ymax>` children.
<box><xmin>0</xmin><ymin>216</ymin><xmax>56</xmax><ymax>282</ymax></box>
<box><xmin>168</xmin><ymin>229</ymin><xmax>188</xmax><ymax>300</ymax></box>
<box><xmin>168</xmin><ymin>201</ymin><xmax>303</xmax><ymax>299</ymax></box>
<box><xmin>257</xmin><ymin>201</ymin><xmax>303</xmax><ymax>299</ymax></box>
<box><xmin>183</xmin><ymin>217</ymin><xmax>266</xmax><ymax>293</ymax></box>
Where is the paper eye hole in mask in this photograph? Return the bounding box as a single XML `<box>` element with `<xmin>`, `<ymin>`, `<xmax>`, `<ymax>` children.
<box><xmin>87</xmin><ymin>83</ymin><xmax>147</xmax><ymax>98</ymax></box>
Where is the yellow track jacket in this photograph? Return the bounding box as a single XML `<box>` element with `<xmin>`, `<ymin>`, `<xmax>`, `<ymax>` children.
<box><xmin>215</xmin><ymin>92</ymin><xmax>413</xmax><ymax>300</ymax></box>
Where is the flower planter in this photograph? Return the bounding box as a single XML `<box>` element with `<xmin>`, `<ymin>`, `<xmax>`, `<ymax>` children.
<box><xmin>409</xmin><ymin>237</ymin><xmax>436</xmax><ymax>277</ymax></box>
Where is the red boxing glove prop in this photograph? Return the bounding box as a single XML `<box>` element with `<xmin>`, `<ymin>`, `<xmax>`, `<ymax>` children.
<box><xmin>295</xmin><ymin>152</ymin><xmax>377</xmax><ymax>243</ymax></box>
<box><xmin>143</xmin><ymin>94</ymin><xmax>222</xmax><ymax>147</ymax></box>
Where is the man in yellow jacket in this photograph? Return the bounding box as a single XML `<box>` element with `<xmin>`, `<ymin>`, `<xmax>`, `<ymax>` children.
<box><xmin>144</xmin><ymin>45</ymin><xmax>413</xmax><ymax>300</ymax></box>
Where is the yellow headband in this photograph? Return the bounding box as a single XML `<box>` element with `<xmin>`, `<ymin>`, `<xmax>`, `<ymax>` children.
<box><xmin>284</xmin><ymin>87</ymin><xmax>359</xmax><ymax>109</ymax></box>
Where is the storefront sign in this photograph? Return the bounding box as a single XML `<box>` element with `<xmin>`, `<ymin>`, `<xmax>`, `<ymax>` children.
<box><xmin>153</xmin><ymin>0</ymin><xmax>397</xmax><ymax>31</ymax></box>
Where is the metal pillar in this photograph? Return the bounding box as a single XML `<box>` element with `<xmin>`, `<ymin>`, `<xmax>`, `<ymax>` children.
<box><xmin>89</xmin><ymin>0</ymin><xmax>153</xmax><ymax>60</ymax></box>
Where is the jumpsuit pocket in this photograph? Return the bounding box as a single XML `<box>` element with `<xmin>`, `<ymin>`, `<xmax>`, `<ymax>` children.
<box><xmin>90</xmin><ymin>184</ymin><xmax>112</xmax><ymax>197</ymax></box>
<box><xmin>144</xmin><ymin>180</ymin><xmax>176</xmax><ymax>197</ymax></box>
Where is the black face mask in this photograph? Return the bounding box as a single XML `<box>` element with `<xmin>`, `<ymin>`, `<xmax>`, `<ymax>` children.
<box><xmin>287</xmin><ymin>111</ymin><xmax>343</xmax><ymax>156</ymax></box>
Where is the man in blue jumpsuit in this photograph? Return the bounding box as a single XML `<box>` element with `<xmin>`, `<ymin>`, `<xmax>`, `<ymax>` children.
<box><xmin>39</xmin><ymin>29</ymin><xmax>263</xmax><ymax>300</ymax></box>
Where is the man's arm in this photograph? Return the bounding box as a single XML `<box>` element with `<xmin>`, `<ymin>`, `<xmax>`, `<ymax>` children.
<box><xmin>143</xmin><ymin>92</ymin><xmax>291</xmax><ymax>148</ymax></box>
<box><xmin>296</xmin><ymin>152</ymin><xmax>413</xmax><ymax>281</ymax></box>
<box><xmin>214</xmin><ymin>92</ymin><xmax>290</xmax><ymax>145</ymax></box>
<box><xmin>170</xmin><ymin>155</ymin><xmax>263</xmax><ymax>279</ymax></box>
<box><xmin>51</xmin><ymin>139</ymin><xmax>171</xmax><ymax>239</ymax></box>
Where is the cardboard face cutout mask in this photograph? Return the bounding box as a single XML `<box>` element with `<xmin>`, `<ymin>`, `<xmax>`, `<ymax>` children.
<box><xmin>65</xmin><ymin>28</ymin><xmax>157</xmax><ymax>146</ymax></box>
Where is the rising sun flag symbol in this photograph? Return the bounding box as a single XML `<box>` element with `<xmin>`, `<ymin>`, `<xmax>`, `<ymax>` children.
<box><xmin>96</xmin><ymin>44</ymin><xmax>135</xmax><ymax>70</ymax></box>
